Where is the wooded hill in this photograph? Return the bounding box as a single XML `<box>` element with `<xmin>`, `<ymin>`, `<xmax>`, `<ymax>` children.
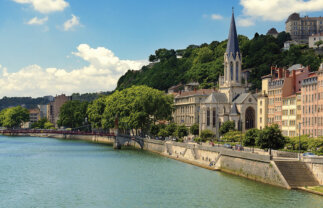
<box><xmin>116</xmin><ymin>32</ymin><xmax>322</xmax><ymax>92</ymax></box>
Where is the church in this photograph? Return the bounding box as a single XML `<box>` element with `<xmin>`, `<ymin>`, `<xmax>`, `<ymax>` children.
<box><xmin>199</xmin><ymin>12</ymin><xmax>257</xmax><ymax>137</ymax></box>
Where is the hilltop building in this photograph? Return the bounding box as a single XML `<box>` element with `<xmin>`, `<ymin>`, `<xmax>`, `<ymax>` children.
<box><xmin>309</xmin><ymin>32</ymin><xmax>323</xmax><ymax>48</ymax></box>
<box><xmin>199</xmin><ymin>11</ymin><xmax>257</xmax><ymax>136</ymax></box>
<box><xmin>266</xmin><ymin>28</ymin><xmax>279</xmax><ymax>38</ymax></box>
<box><xmin>285</xmin><ymin>13</ymin><xmax>323</xmax><ymax>44</ymax></box>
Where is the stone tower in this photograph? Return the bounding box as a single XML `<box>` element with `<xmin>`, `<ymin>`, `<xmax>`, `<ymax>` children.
<box><xmin>219</xmin><ymin>11</ymin><xmax>246</xmax><ymax>102</ymax></box>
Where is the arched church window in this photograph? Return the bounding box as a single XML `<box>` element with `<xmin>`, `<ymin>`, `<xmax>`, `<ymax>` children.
<box><xmin>230</xmin><ymin>62</ymin><xmax>233</xmax><ymax>80</ymax></box>
<box><xmin>236</xmin><ymin>62</ymin><xmax>239</xmax><ymax>81</ymax></box>
<box><xmin>207</xmin><ymin>108</ymin><xmax>210</xmax><ymax>126</ymax></box>
<box><xmin>212</xmin><ymin>109</ymin><xmax>216</xmax><ymax>127</ymax></box>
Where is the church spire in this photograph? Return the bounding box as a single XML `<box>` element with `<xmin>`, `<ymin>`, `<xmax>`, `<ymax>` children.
<box><xmin>226</xmin><ymin>10</ymin><xmax>240</xmax><ymax>59</ymax></box>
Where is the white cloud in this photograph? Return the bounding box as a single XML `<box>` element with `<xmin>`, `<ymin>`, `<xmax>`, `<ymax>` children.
<box><xmin>211</xmin><ymin>14</ymin><xmax>223</xmax><ymax>20</ymax></box>
<box><xmin>0</xmin><ymin>44</ymin><xmax>148</xmax><ymax>97</ymax></box>
<box><xmin>27</xmin><ymin>16</ymin><xmax>48</xmax><ymax>25</ymax></box>
<box><xmin>13</xmin><ymin>0</ymin><xmax>69</xmax><ymax>13</ymax></box>
<box><xmin>237</xmin><ymin>17</ymin><xmax>255</xmax><ymax>27</ymax></box>
<box><xmin>63</xmin><ymin>15</ymin><xmax>81</xmax><ymax>31</ymax></box>
<box><xmin>240</xmin><ymin>0</ymin><xmax>323</xmax><ymax>23</ymax></box>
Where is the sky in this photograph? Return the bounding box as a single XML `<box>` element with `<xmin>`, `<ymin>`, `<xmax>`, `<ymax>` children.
<box><xmin>0</xmin><ymin>0</ymin><xmax>322</xmax><ymax>98</ymax></box>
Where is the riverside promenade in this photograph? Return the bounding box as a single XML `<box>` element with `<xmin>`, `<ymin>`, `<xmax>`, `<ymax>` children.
<box><xmin>1</xmin><ymin>130</ymin><xmax>322</xmax><ymax>195</ymax></box>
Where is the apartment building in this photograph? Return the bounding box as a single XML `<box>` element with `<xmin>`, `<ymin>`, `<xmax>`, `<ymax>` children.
<box><xmin>282</xmin><ymin>95</ymin><xmax>297</xmax><ymax>137</ymax></box>
<box><xmin>286</xmin><ymin>13</ymin><xmax>323</xmax><ymax>43</ymax></box>
<box><xmin>173</xmin><ymin>89</ymin><xmax>214</xmax><ymax>127</ymax></box>
<box><xmin>47</xmin><ymin>94</ymin><xmax>70</xmax><ymax>126</ymax></box>
<box><xmin>301</xmin><ymin>64</ymin><xmax>323</xmax><ymax>137</ymax></box>
<box><xmin>257</xmin><ymin>75</ymin><xmax>270</xmax><ymax>130</ymax></box>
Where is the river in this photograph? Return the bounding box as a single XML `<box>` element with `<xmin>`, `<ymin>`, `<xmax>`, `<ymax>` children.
<box><xmin>0</xmin><ymin>136</ymin><xmax>322</xmax><ymax>208</ymax></box>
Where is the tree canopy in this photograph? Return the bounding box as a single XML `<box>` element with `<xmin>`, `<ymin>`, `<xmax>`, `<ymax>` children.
<box><xmin>57</xmin><ymin>100</ymin><xmax>89</xmax><ymax>129</ymax></box>
<box><xmin>0</xmin><ymin>106</ymin><xmax>29</xmax><ymax>128</ymax></box>
<box><xmin>257</xmin><ymin>124</ymin><xmax>285</xmax><ymax>150</ymax></box>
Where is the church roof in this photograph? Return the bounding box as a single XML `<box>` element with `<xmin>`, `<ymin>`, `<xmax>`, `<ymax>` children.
<box><xmin>226</xmin><ymin>12</ymin><xmax>240</xmax><ymax>59</ymax></box>
<box><xmin>203</xmin><ymin>92</ymin><xmax>228</xmax><ymax>103</ymax></box>
<box><xmin>233</xmin><ymin>93</ymin><xmax>250</xmax><ymax>104</ymax></box>
<box><xmin>229</xmin><ymin>103</ymin><xmax>240</xmax><ymax>115</ymax></box>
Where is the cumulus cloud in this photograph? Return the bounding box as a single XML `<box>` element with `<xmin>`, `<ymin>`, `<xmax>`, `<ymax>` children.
<box><xmin>237</xmin><ymin>17</ymin><xmax>255</xmax><ymax>27</ymax></box>
<box><xmin>0</xmin><ymin>44</ymin><xmax>148</xmax><ymax>97</ymax></box>
<box><xmin>63</xmin><ymin>15</ymin><xmax>81</xmax><ymax>31</ymax></box>
<box><xmin>211</xmin><ymin>14</ymin><xmax>223</xmax><ymax>20</ymax></box>
<box><xmin>27</xmin><ymin>16</ymin><xmax>48</xmax><ymax>25</ymax></box>
<box><xmin>13</xmin><ymin>0</ymin><xmax>69</xmax><ymax>13</ymax></box>
<box><xmin>239</xmin><ymin>0</ymin><xmax>323</xmax><ymax>26</ymax></box>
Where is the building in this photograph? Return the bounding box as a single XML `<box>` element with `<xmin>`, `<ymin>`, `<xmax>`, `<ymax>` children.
<box><xmin>257</xmin><ymin>75</ymin><xmax>271</xmax><ymax>130</ymax></box>
<box><xmin>38</xmin><ymin>104</ymin><xmax>48</xmax><ymax>119</ymax></box>
<box><xmin>301</xmin><ymin>63</ymin><xmax>323</xmax><ymax>137</ymax></box>
<box><xmin>29</xmin><ymin>108</ymin><xmax>41</xmax><ymax>124</ymax></box>
<box><xmin>173</xmin><ymin>89</ymin><xmax>215</xmax><ymax>127</ymax></box>
<box><xmin>47</xmin><ymin>94</ymin><xmax>70</xmax><ymax>126</ymax></box>
<box><xmin>283</xmin><ymin>40</ymin><xmax>298</xmax><ymax>51</ymax></box>
<box><xmin>200</xmin><ymin>11</ymin><xmax>257</xmax><ymax>136</ymax></box>
<box><xmin>264</xmin><ymin>65</ymin><xmax>310</xmax><ymax>129</ymax></box>
<box><xmin>282</xmin><ymin>95</ymin><xmax>297</xmax><ymax>137</ymax></box>
<box><xmin>266</xmin><ymin>28</ymin><xmax>279</xmax><ymax>38</ymax></box>
<box><xmin>309</xmin><ymin>32</ymin><xmax>323</xmax><ymax>48</ymax></box>
<box><xmin>285</xmin><ymin>13</ymin><xmax>323</xmax><ymax>44</ymax></box>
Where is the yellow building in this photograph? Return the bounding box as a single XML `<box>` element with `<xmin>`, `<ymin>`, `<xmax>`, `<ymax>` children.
<box><xmin>257</xmin><ymin>75</ymin><xmax>270</xmax><ymax>130</ymax></box>
<box><xmin>296</xmin><ymin>92</ymin><xmax>302</xmax><ymax>136</ymax></box>
<box><xmin>282</xmin><ymin>95</ymin><xmax>297</xmax><ymax>137</ymax></box>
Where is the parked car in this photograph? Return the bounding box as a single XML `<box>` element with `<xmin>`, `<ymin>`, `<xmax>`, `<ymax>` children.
<box><xmin>223</xmin><ymin>144</ymin><xmax>232</xmax><ymax>149</ymax></box>
<box><xmin>303</xmin><ymin>152</ymin><xmax>316</xmax><ymax>157</ymax></box>
<box><xmin>234</xmin><ymin>144</ymin><xmax>244</xmax><ymax>151</ymax></box>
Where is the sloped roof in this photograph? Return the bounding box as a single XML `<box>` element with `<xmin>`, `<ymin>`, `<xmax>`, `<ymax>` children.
<box><xmin>230</xmin><ymin>103</ymin><xmax>240</xmax><ymax>115</ymax></box>
<box><xmin>226</xmin><ymin>12</ymin><xmax>240</xmax><ymax>59</ymax></box>
<box><xmin>233</xmin><ymin>93</ymin><xmax>250</xmax><ymax>104</ymax></box>
<box><xmin>286</xmin><ymin>13</ymin><xmax>300</xmax><ymax>23</ymax></box>
<box><xmin>175</xmin><ymin>89</ymin><xmax>214</xmax><ymax>98</ymax></box>
<box><xmin>266</xmin><ymin>28</ymin><xmax>278</xmax><ymax>35</ymax></box>
<box><xmin>203</xmin><ymin>92</ymin><xmax>228</xmax><ymax>103</ymax></box>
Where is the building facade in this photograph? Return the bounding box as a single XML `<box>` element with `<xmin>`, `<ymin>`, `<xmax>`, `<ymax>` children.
<box><xmin>286</xmin><ymin>13</ymin><xmax>323</xmax><ymax>44</ymax></box>
<box><xmin>47</xmin><ymin>94</ymin><xmax>70</xmax><ymax>126</ymax></box>
<box><xmin>309</xmin><ymin>32</ymin><xmax>323</xmax><ymax>48</ymax></box>
<box><xmin>282</xmin><ymin>95</ymin><xmax>297</xmax><ymax>137</ymax></box>
<box><xmin>200</xmin><ymin>12</ymin><xmax>257</xmax><ymax>136</ymax></box>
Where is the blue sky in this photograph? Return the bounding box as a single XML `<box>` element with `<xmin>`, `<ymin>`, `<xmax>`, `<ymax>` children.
<box><xmin>0</xmin><ymin>0</ymin><xmax>322</xmax><ymax>97</ymax></box>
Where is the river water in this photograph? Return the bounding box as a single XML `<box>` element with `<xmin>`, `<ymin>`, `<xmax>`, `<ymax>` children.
<box><xmin>0</xmin><ymin>136</ymin><xmax>322</xmax><ymax>208</ymax></box>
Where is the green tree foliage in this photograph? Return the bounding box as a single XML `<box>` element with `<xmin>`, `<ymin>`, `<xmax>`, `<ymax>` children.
<box><xmin>190</xmin><ymin>123</ymin><xmax>199</xmax><ymax>136</ymax></box>
<box><xmin>165</xmin><ymin>122</ymin><xmax>177</xmax><ymax>136</ymax></box>
<box><xmin>0</xmin><ymin>106</ymin><xmax>29</xmax><ymax>128</ymax></box>
<box><xmin>101</xmin><ymin>86</ymin><xmax>173</xmax><ymax>135</ymax></box>
<box><xmin>175</xmin><ymin>125</ymin><xmax>188</xmax><ymax>138</ymax></box>
<box><xmin>222</xmin><ymin>131</ymin><xmax>243</xmax><ymax>142</ymax></box>
<box><xmin>44</xmin><ymin>121</ymin><xmax>55</xmax><ymax>129</ymax></box>
<box><xmin>219</xmin><ymin>121</ymin><xmax>236</xmax><ymax>135</ymax></box>
<box><xmin>71</xmin><ymin>92</ymin><xmax>111</xmax><ymax>102</ymax></box>
<box><xmin>0</xmin><ymin>96</ymin><xmax>50</xmax><ymax>111</ymax></box>
<box><xmin>200</xmin><ymin>129</ymin><xmax>214</xmax><ymax>140</ymax></box>
<box><xmin>257</xmin><ymin>124</ymin><xmax>285</xmax><ymax>151</ymax></box>
<box><xmin>243</xmin><ymin>128</ymin><xmax>260</xmax><ymax>146</ymax></box>
<box><xmin>57</xmin><ymin>100</ymin><xmax>89</xmax><ymax>128</ymax></box>
<box><xmin>314</xmin><ymin>40</ymin><xmax>323</xmax><ymax>48</ymax></box>
<box><xmin>116</xmin><ymin>32</ymin><xmax>322</xmax><ymax>92</ymax></box>
<box><xmin>31</xmin><ymin>118</ymin><xmax>48</xmax><ymax>129</ymax></box>
<box><xmin>87</xmin><ymin>96</ymin><xmax>107</xmax><ymax>129</ymax></box>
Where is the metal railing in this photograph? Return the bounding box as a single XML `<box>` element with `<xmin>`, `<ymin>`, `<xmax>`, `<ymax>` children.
<box><xmin>0</xmin><ymin>129</ymin><xmax>115</xmax><ymax>137</ymax></box>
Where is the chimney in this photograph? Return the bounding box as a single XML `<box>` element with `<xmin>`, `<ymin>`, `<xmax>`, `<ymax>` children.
<box><xmin>292</xmin><ymin>70</ymin><xmax>296</xmax><ymax>92</ymax></box>
<box><xmin>278</xmin><ymin>68</ymin><xmax>283</xmax><ymax>79</ymax></box>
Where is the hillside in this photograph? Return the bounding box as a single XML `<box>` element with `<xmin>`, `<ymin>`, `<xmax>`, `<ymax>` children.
<box><xmin>116</xmin><ymin>32</ymin><xmax>322</xmax><ymax>91</ymax></box>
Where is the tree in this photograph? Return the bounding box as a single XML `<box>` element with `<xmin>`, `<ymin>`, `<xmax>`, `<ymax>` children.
<box><xmin>165</xmin><ymin>122</ymin><xmax>177</xmax><ymax>136</ymax></box>
<box><xmin>257</xmin><ymin>124</ymin><xmax>285</xmax><ymax>154</ymax></box>
<box><xmin>314</xmin><ymin>40</ymin><xmax>323</xmax><ymax>48</ymax></box>
<box><xmin>150</xmin><ymin>124</ymin><xmax>160</xmax><ymax>136</ymax></box>
<box><xmin>222</xmin><ymin>131</ymin><xmax>243</xmax><ymax>142</ymax></box>
<box><xmin>175</xmin><ymin>125</ymin><xmax>188</xmax><ymax>138</ymax></box>
<box><xmin>219</xmin><ymin>121</ymin><xmax>235</xmax><ymax>135</ymax></box>
<box><xmin>44</xmin><ymin>121</ymin><xmax>55</xmax><ymax>129</ymax></box>
<box><xmin>87</xmin><ymin>96</ymin><xmax>107</xmax><ymax>129</ymax></box>
<box><xmin>190</xmin><ymin>123</ymin><xmax>199</xmax><ymax>136</ymax></box>
<box><xmin>0</xmin><ymin>106</ymin><xmax>29</xmax><ymax>128</ymax></box>
<box><xmin>243</xmin><ymin>128</ymin><xmax>260</xmax><ymax>146</ymax></box>
<box><xmin>101</xmin><ymin>86</ymin><xmax>174</xmax><ymax>135</ymax></box>
<box><xmin>31</xmin><ymin>118</ymin><xmax>48</xmax><ymax>129</ymax></box>
<box><xmin>200</xmin><ymin>129</ymin><xmax>214</xmax><ymax>141</ymax></box>
<box><xmin>57</xmin><ymin>100</ymin><xmax>89</xmax><ymax>129</ymax></box>
<box><xmin>158</xmin><ymin>128</ymin><xmax>168</xmax><ymax>138</ymax></box>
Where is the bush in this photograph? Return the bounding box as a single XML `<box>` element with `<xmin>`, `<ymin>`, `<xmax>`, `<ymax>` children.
<box><xmin>150</xmin><ymin>124</ymin><xmax>160</xmax><ymax>136</ymax></box>
<box><xmin>158</xmin><ymin>128</ymin><xmax>168</xmax><ymax>138</ymax></box>
<box><xmin>194</xmin><ymin>137</ymin><xmax>203</xmax><ymax>143</ymax></box>
<box><xmin>165</xmin><ymin>122</ymin><xmax>177</xmax><ymax>136</ymax></box>
<box><xmin>200</xmin><ymin>129</ymin><xmax>214</xmax><ymax>140</ymax></box>
<box><xmin>243</xmin><ymin>128</ymin><xmax>259</xmax><ymax>146</ymax></box>
<box><xmin>222</xmin><ymin>130</ymin><xmax>243</xmax><ymax>142</ymax></box>
<box><xmin>190</xmin><ymin>123</ymin><xmax>199</xmax><ymax>136</ymax></box>
<box><xmin>219</xmin><ymin>121</ymin><xmax>235</xmax><ymax>135</ymax></box>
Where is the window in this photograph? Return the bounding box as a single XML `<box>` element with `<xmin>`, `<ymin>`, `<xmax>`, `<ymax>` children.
<box><xmin>236</xmin><ymin>62</ymin><xmax>239</xmax><ymax>81</ymax></box>
<box><xmin>207</xmin><ymin>109</ymin><xmax>210</xmax><ymax>126</ymax></box>
<box><xmin>212</xmin><ymin>109</ymin><xmax>216</xmax><ymax>127</ymax></box>
<box><xmin>230</xmin><ymin>62</ymin><xmax>233</xmax><ymax>80</ymax></box>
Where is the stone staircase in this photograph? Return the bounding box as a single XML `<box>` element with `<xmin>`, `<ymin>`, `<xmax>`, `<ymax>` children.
<box><xmin>274</xmin><ymin>161</ymin><xmax>319</xmax><ymax>188</ymax></box>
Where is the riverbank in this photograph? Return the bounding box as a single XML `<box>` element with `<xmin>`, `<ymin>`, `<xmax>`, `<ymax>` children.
<box><xmin>1</xmin><ymin>132</ymin><xmax>322</xmax><ymax>196</ymax></box>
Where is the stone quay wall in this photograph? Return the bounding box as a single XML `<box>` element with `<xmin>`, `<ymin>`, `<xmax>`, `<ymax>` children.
<box><xmin>303</xmin><ymin>157</ymin><xmax>323</xmax><ymax>185</ymax></box>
